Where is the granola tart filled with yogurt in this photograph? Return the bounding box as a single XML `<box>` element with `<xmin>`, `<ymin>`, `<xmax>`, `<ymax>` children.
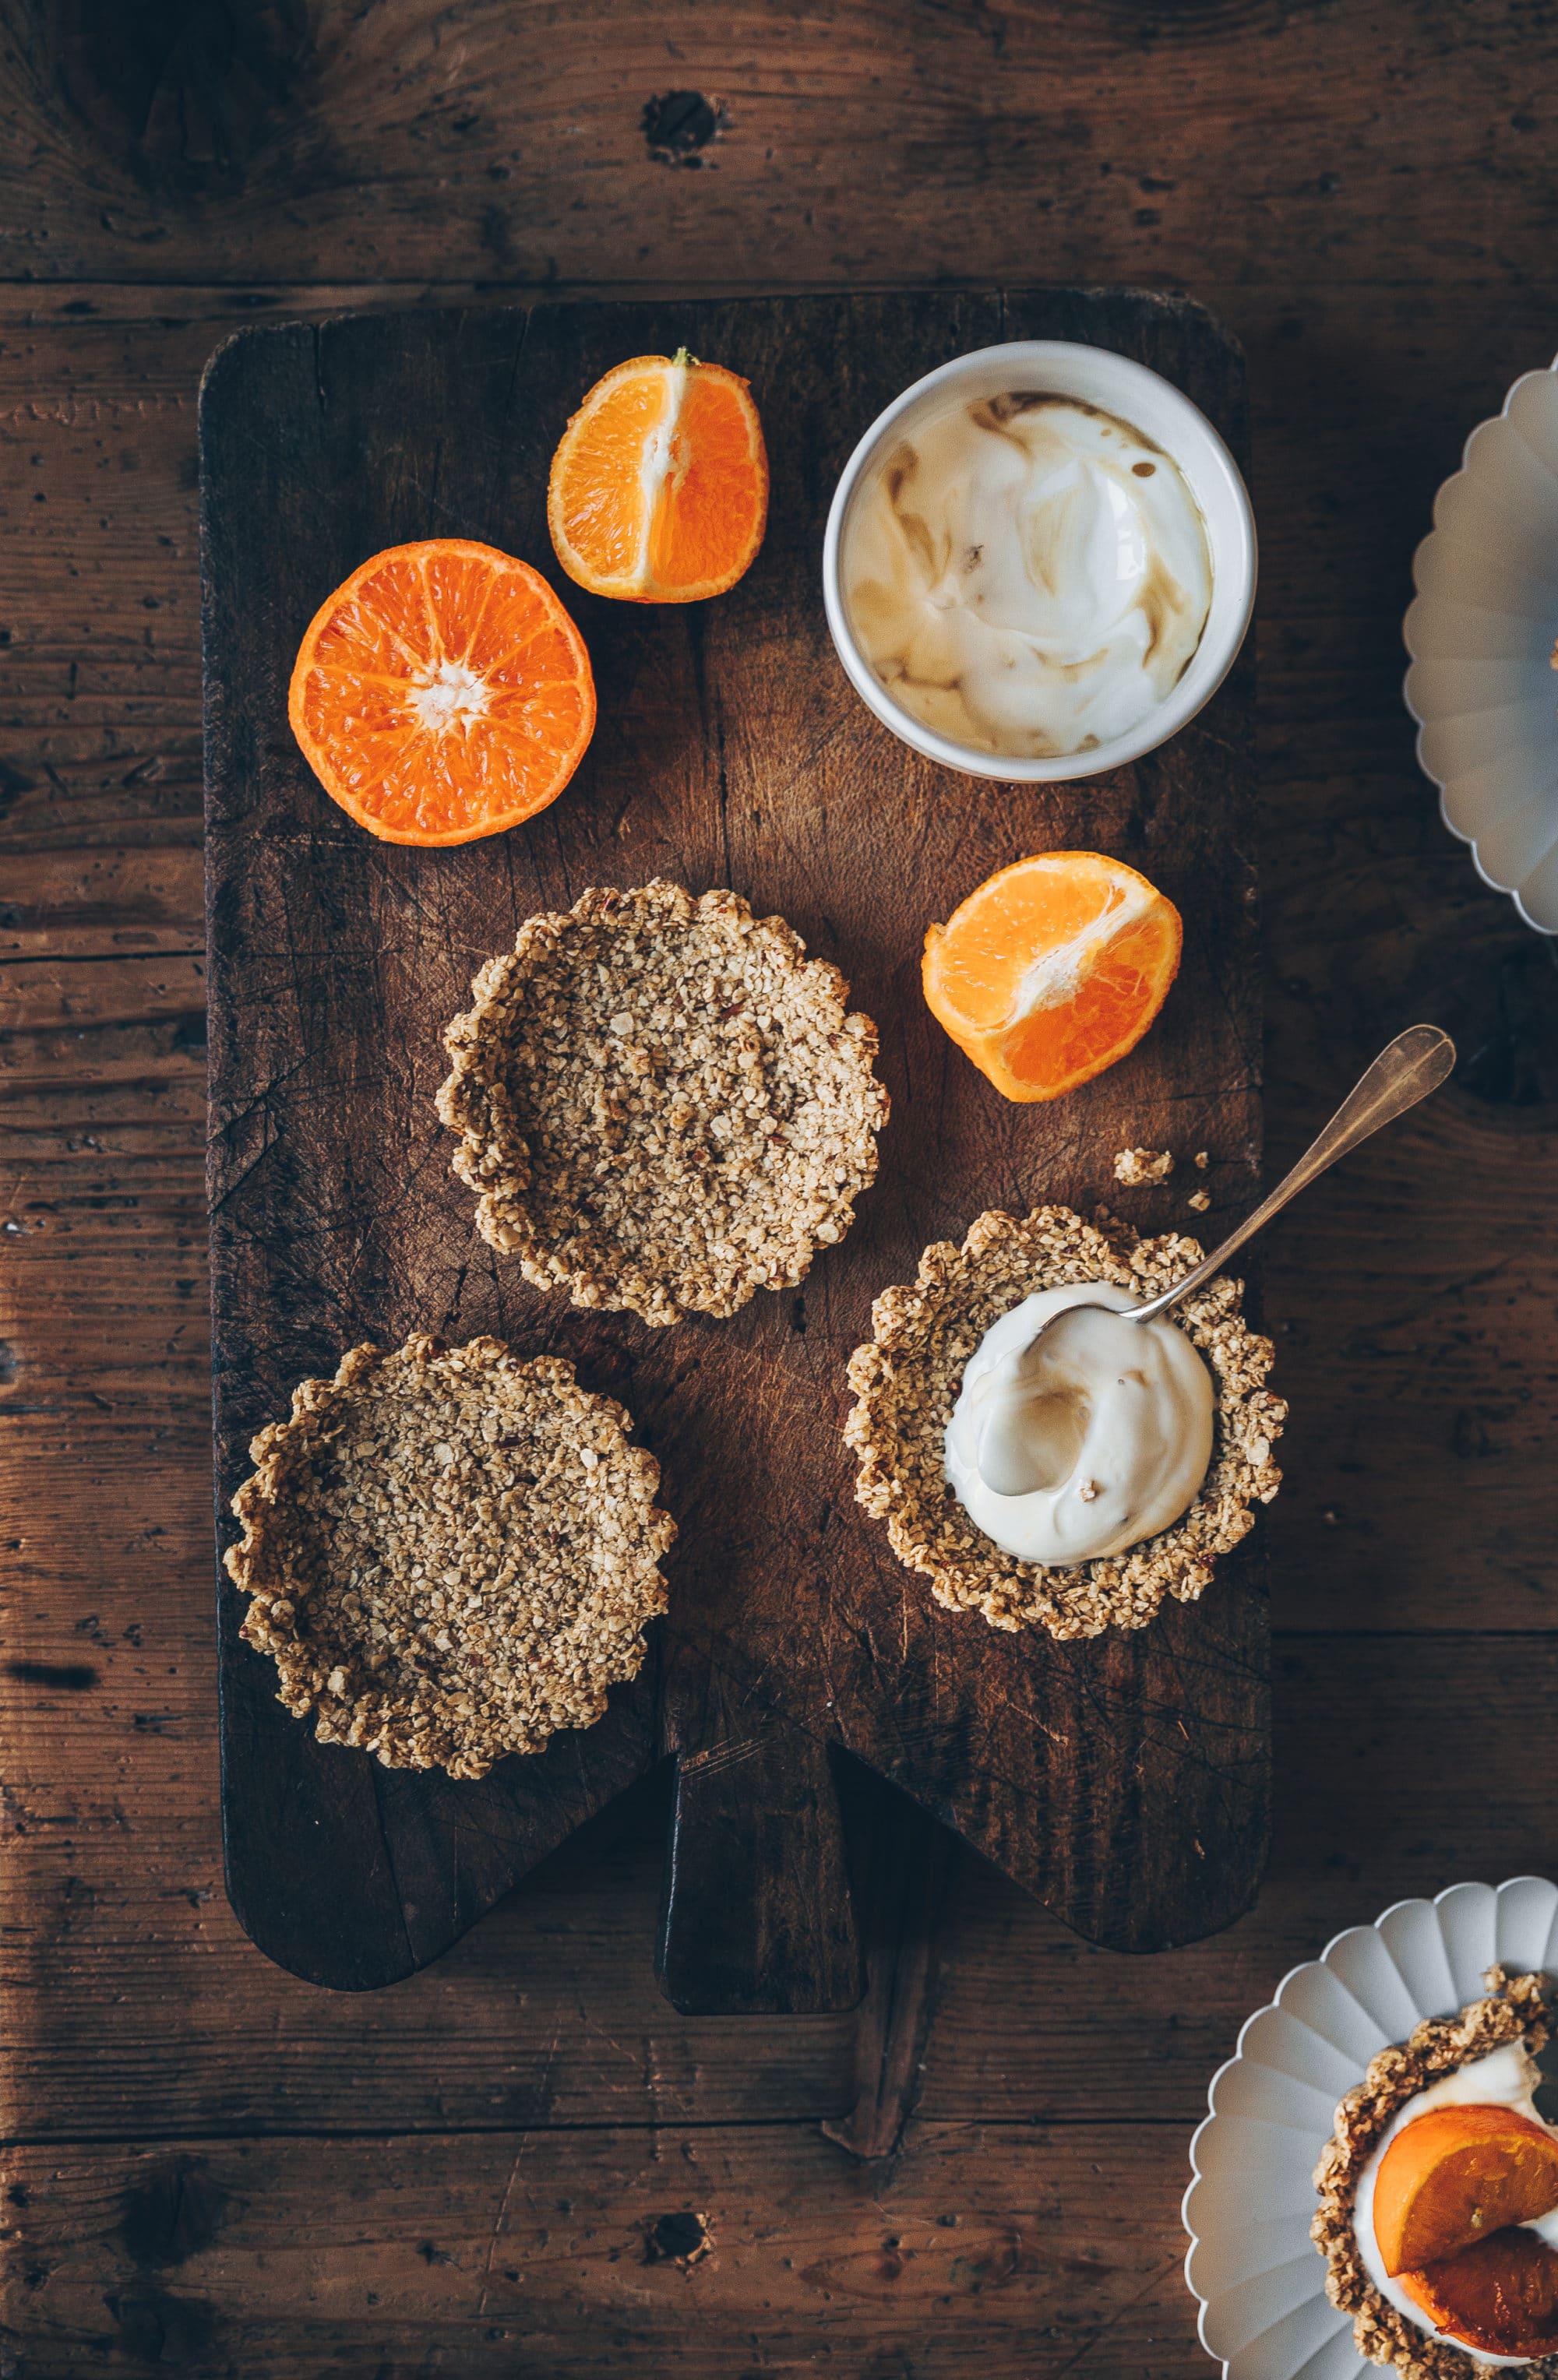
<box><xmin>438</xmin><ymin>878</ymin><xmax>888</xmax><ymax>1328</ymax></box>
<box><xmin>226</xmin><ymin>1333</ymin><xmax>675</xmax><ymax>1780</ymax></box>
<box><xmin>1313</xmin><ymin>1967</ymin><xmax>1558</xmax><ymax>2374</ymax></box>
<box><xmin>844</xmin><ymin>1203</ymin><xmax>1284</xmax><ymax>1639</ymax></box>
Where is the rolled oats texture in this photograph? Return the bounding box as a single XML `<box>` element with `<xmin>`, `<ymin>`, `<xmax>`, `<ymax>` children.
<box><xmin>1113</xmin><ymin>1146</ymin><xmax>1174</xmax><ymax>1185</ymax></box>
<box><xmin>225</xmin><ymin>1334</ymin><xmax>676</xmax><ymax>1780</ymax></box>
<box><xmin>437</xmin><ymin>878</ymin><xmax>889</xmax><ymax>1327</ymax></box>
<box><xmin>843</xmin><ymin>1204</ymin><xmax>1286</xmax><ymax>1639</ymax></box>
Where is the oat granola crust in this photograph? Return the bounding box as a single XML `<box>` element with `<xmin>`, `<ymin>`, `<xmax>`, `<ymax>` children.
<box><xmin>1113</xmin><ymin>1145</ymin><xmax>1174</xmax><ymax>1185</ymax></box>
<box><xmin>436</xmin><ymin>878</ymin><xmax>889</xmax><ymax>1327</ymax></box>
<box><xmin>224</xmin><ymin>1334</ymin><xmax>675</xmax><ymax>1780</ymax></box>
<box><xmin>1311</xmin><ymin>1968</ymin><xmax>1556</xmax><ymax>2378</ymax></box>
<box><xmin>842</xmin><ymin>1204</ymin><xmax>1285</xmax><ymax>1639</ymax></box>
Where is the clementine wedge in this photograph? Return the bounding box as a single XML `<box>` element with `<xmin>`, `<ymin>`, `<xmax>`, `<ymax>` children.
<box><xmin>288</xmin><ymin>539</ymin><xmax>595</xmax><ymax>846</ymax></box>
<box><xmin>548</xmin><ymin>350</ymin><xmax>768</xmax><ymax>603</ymax></box>
<box><xmin>922</xmin><ymin>852</ymin><xmax>1183</xmax><ymax>1104</ymax></box>
<box><xmin>1373</xmin><ymin>2104</ymin><xmax>1558</xmax><ymax>2277</ymax></box>
<box><xmin>1405</xmin><ymin>2227</ymin><xmax>1558</xmax><ymax>2360</ymax></box>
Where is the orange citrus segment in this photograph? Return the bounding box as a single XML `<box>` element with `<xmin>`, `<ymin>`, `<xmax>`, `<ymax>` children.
<box><xmin>922</xmin><ymin>851</ymin><xmax>1183</xmax><ymax>1103</ymax></box>
<box><xmin>288</xmin><ymin>539</ymin><xmax>595</xmax><ymax>846</ymax></box>
<box><xmin>1374</xmin><ymin>2104</ymin><xmax>1558</xmax><ymax>2277</ymax></box>
<box><xmin>548</xmin><ymin>351</ymin><xmax>768</xmax><ymax>603</ymax></box>
<box><xmin>1405</xmin><ymin>2228</ymin><xmax>1558</xmax><ymax>2361</ymax></box>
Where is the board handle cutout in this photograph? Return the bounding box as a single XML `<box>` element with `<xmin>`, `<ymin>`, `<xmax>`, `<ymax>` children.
<box><xmin>657</xmin><ymin>1726</ymin><xmax>864</xmax><ymax>2014</ymax></box>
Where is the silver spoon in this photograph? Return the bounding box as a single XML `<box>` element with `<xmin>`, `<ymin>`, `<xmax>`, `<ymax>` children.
<box><xmin>977</xmin><ymin>1023</ymin><xmax>1458</xmax><ymax>1499</ymax></box>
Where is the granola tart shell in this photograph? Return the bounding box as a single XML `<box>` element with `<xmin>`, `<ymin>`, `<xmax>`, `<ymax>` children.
<box><xmin>843</xmin><ymin>1203</ymin><xmax>1285</xmax><ymax>1639</ymax></box>
<box><xmin>225</xmin><ymin>1333</ymin><xmax>675</xmax><ymax>1780</ymax></box>
<box><xmin>436</xmin><ymin>878</ymin><xmax>889</xmax><ymax>1327</ymax></box>
<box><xmin>1311</xmin><ymin>1966</ymin><xmax>1558</xmax><ymax>2377</ymax></box>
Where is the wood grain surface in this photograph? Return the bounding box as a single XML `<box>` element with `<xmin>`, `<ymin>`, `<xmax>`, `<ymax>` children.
<box><xmin>6</xmin><ymin>1</ymin><xmax>1558</xmax><ymax>2371</ymax></box>
<box><xmin>203</xmin><ymin>287</ymin><xmax>1264</xmax><ymax>1999</ymax></box>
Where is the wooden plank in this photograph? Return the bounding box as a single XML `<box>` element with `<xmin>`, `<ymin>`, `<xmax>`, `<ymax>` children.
<box><xmin>0</xmin><ymin>1627</ymin><xmax>1552</xmax><ymax>2139</ymax></box>
<box><xmin>200</xmin><ymin>289</ymin><xmax>1264</xmax><ymax>2000</ymax></box>
<box><xmin>3</xmin><ymin>0</ymin><xmax>1556</xmax><ymax>295</ymax></box>
<box><xmin>0</xmin><ymin>847</ymin><xmax>205</xmax><ymax>959</ymax></box>
<box><xmin>0</xmin><ymin>2119</ymin><xmax>1204</xmax><ymax>2379</ymax></box>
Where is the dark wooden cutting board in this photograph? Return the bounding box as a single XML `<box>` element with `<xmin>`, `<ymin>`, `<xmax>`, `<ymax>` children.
<box><xmin>202</xmin><ymin>289</ymin><xmax>1267</xmax><ymax>2005</ymax></box>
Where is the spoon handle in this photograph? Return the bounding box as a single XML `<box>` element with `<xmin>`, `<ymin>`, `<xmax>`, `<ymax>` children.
<box><xmin>1130</xmin><ymin>1024</ymin><xmax>1457</xmax><ymax>1326</ymax></box>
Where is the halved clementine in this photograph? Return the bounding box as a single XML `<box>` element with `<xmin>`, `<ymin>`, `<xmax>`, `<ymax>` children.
<box><xmin>1373</xmin><ymin>2103</ymin><xmax>1558</xmax><ymax>2277</ymax></box>
<box><xmin>288</xmin><ymin>539</ymin><xmax>596</xmax><ymax>846</ymax></box>
<box><xmin>547</xmin><ymin>350</ymin><xmax>768</xmax><ymax>603</ymax></box>
<box><xmin>1405</xmin><ymin>2227</ymin><xmax>1558</xmax><ymax>2360</ymax></box>
<box><xmin>922</xmin><ymin>851</ymin><xmax>1183</xmax><ymax>1104</ymax></box>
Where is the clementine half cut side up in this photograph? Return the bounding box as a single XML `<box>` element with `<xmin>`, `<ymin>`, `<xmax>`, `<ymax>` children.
<box><xmin>288</xmin><ymin>538</ymin><xmax>596</xmax><ymax>846</ymax></box>
<box><xmin>922</xmin><ymin>850</ymin><xmax>1183</xmax><ymax>1104</ymax></box>
<box><xmin>548</xmin><ymin>350</ymin><xmax>769</xmax><ymax>604</ymax></box>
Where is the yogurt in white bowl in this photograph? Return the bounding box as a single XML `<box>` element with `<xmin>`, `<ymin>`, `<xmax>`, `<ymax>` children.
<box><xmin>823</xmin><ymin>340</ymin><xmax>1257</xmax><ymax>784</ymax></box>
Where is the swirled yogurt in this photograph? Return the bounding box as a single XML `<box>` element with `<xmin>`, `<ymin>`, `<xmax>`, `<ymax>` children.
<box><xmin>944</xmin><ymin>1283</ymin><xmax>1214</xmax><ymax>1565</ymax></box>
<box><xmin>841</xmin><ymin>392</ymin><xmax>1213</xmax><ymax>759</ymax></box>
<box><xmin>1353</xmin><ymin>2044</ymin><xmax>1558</xmax><ymax>2368</ymax></box>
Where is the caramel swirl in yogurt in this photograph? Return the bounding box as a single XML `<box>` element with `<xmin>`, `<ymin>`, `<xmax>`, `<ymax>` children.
<box><xmin>841</xmin><ymin>393</ymin><xmax>1213</xmax><ymax>760</ymax></box>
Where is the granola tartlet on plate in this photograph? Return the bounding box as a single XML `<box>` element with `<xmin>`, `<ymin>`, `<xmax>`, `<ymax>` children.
<box><xmin>225</xmin><ymin>1334</ymin><xmax>675</xmax><ymax>1780</ymax></box>
<box><xmin>1184</xmin><ymin>1883</ymin><xmax>1558</xmax><ymax>2380</ymax></box>
<box><xmin>843</xmin><ymin>1202</ymin><xmax>1284</xmax><ymax>1639</ymax></box>
<box><xmin>437</xmin><ymin>878</ymin><xmax>888</xmax><ymax>1328</ymax></box>
<box><xmin>1313</xmin><ymin>1968</ymin><xmax>1557</xmax><ymax>2375</ymax></box>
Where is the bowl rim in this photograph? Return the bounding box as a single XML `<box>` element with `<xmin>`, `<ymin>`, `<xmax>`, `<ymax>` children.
<box><xmin>820</xmin><ymin>337</ymin><xmax>1258</xmax><ymax>784</ymax></box>
<box><xmin>1180</xmin><ymin>1874</ymin><xmax>1558</xmax><ymax>2377</ymax></box>
<box><xmin>1403</xmin><ymin>352</ymin><xmax>1558</xmax><ymax>936</ymax></box>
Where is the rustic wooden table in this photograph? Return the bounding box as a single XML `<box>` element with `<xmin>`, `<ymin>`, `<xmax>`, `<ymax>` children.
<box><xmin>3</xmin><ymin>5</ymin><xmax>1557</xmax><ymax>2374</ymax></box>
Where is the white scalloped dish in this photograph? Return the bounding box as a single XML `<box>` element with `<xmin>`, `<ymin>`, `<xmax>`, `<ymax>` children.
<box><xmin>1406</xmin><ymin>363</ymin><xmax>1558</xmax><ymax>934</ymax></box>
<box><xmin>1184</xmin><ymin>1878</ymin><xmax>1558</xmax><ymax>2378</ymax></box>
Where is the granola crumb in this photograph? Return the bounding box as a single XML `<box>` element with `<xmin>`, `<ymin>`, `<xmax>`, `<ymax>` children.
<box><xmin>1194</xmin><ymin>1150</ymin><xmax>1210</xmax><ymax>1170</ymax></box>
<box><xmin>437</xmin><ymin>879</ymin><xmax>889</xmax><ymax>1327</ymax></box>
<box><xmin>1113</xmin><ymin>1146</ymin><xmax>1174</xmax><ymax>1185</ymax></box>
<box><xmin>1187</xmin><ymin>1188</ymin><xmax>1212</xmax><ymax>1213</ymax></box>
<box><xmin>844</xmin><ymin>1205</ymin><xmax>1285</xmax><ymax>1639</ymax></box>
<box><xmin>224</xmin><ymin>1334</ymin><xmax>676</xmax><ymax>1779</ymax></box>
<box><xmin>1312</xmin><ymin>1969</ymin><xmax>1556</xmax><ymax>2377</ymax></box>
<box><xmin>1077</xmin><ymin>1478</ymin><xmax>1099</xmax><ymax>1502</ymax></box>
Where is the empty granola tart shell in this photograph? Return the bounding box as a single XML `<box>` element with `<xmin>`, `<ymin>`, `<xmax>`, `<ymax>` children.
<box><xmin>844</xmin><ymin>1203</ymin><xmax>1285</xmax><ymax>1639</ymax></box>
<box><xmin>436</xmin><ymin>878</ymin><xmax>889</xmax><ymax>1328</ymax></box>
<box><xmin>225</xmin><ymin>1334</ymin><xmax>675</xmax><ymax>1780</ymax></box>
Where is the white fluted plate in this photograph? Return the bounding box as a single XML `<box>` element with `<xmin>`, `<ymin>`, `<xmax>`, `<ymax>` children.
<box><xmin>1183</xmin><ymin>1878</ymin><xmax>1558</xmax><ymax>2378</ymax></box>
<box><xmin>1406</xmin><ymin>361</ymin><xmax>1558</xmax><ymax>933</ymax></box>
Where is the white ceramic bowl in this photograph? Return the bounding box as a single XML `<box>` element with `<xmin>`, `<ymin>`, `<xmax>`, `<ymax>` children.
<box><xmin>821</xmin><ymin>339</ymin><xmax>1257</xmax><ymax>783</ymax></box>
<box><xmin>1183</xmin><ymin>1876</ymin><xmax>1558</xmax><ymax>2379</ymax></box>
<box><xmin>1405</xmin><ymin>361</ymin><xmax>1558</xmax><ymax>934</ymax></box>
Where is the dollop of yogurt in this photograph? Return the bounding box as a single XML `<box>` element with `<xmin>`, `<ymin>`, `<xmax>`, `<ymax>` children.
<box><xmin>944</xmin><ymin>1283</ymin><xmax>1214</xmax><ymax>1565</ymax></box>
<box><xmin>1353</xmin><ymin>2044</ymin><xmax>1558</xmax><ymax>2369</ymax></box>
<box><xmin>841</xmin><ymin>392</ymin><xmax>1213</xmax><ymax>759</ymax></box>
